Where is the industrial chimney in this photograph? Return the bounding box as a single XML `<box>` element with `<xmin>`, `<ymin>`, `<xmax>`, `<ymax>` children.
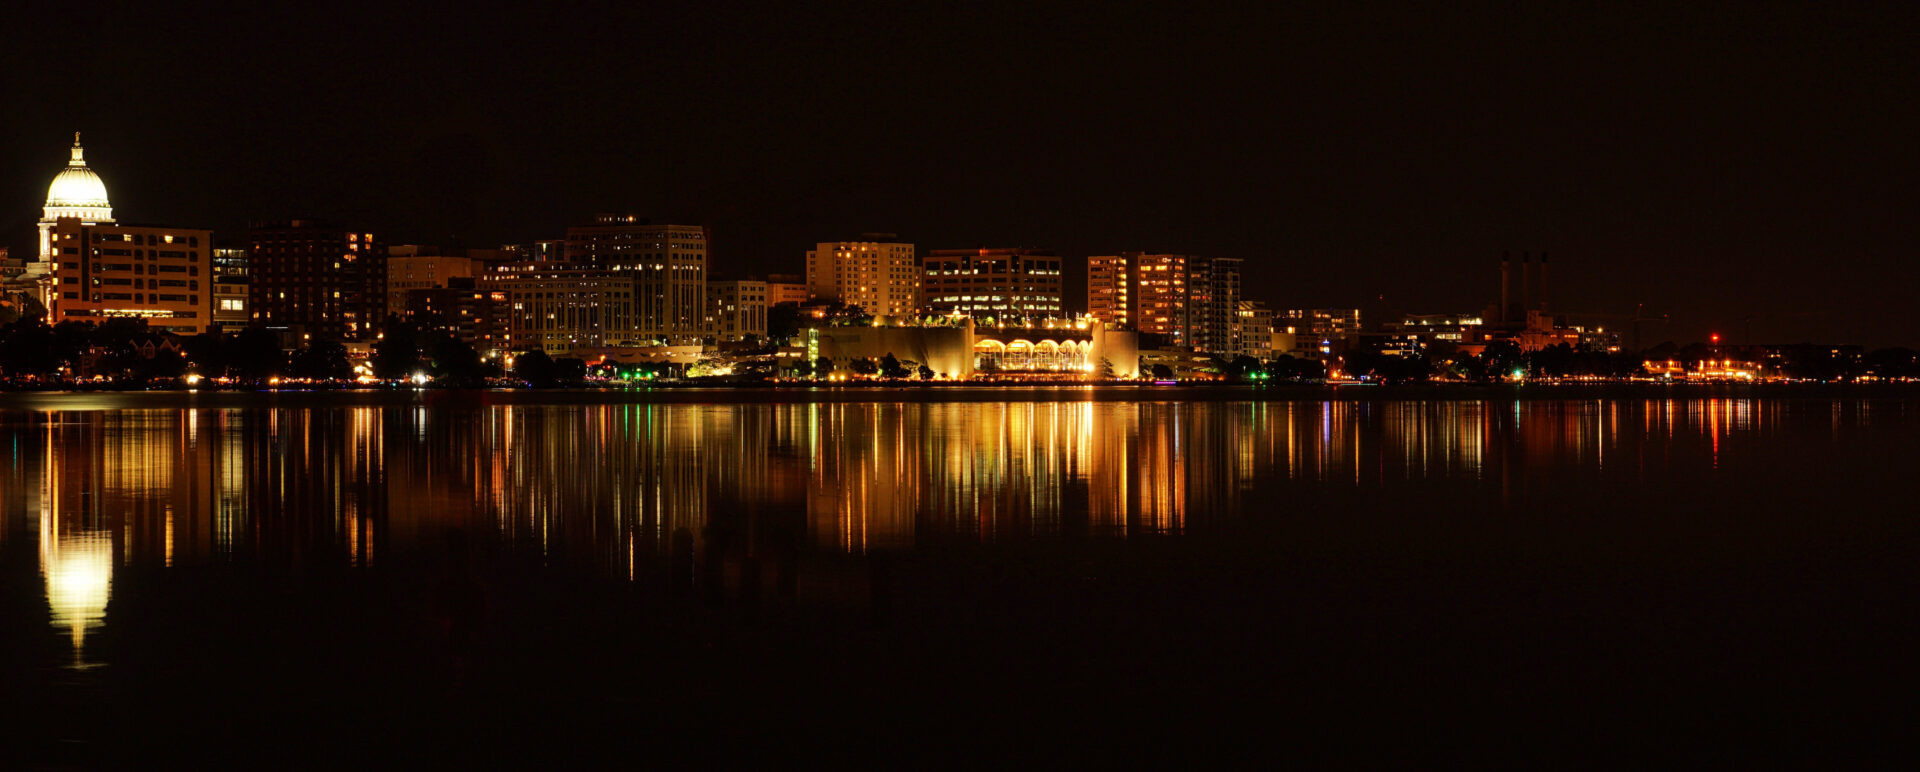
<box><xmin>1520</xmin><ymin>252</ymin><xmax>1532</xmax><ymax>319</ymax></box>
<box><xmin>1539</xmin><ymin>252</ymin><xmax>1549</xmax><ymax>312</ymax></box>
<box><xmin>1500</xmin><ymin>252</ymin><xmax>1511</xmax><ymax>325</ymax></box>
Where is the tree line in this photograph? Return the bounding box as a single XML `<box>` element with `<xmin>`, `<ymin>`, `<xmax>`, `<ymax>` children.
<box><xmin>4</xmin><ymin>311</ymin><xmax>1917</xmax><ymax>387</ymax></box>
<box><xmin>0</xmin><ymin>314</ymin><xmax>595</xmax><ymax>387</ymax></box>
<box><xmin>1326</xmin><ymin>340</ymin><xmax>1920</xmax><ymax>384</ymax></box>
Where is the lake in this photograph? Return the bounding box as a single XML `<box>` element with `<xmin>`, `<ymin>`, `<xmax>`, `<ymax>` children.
<box><xmin>3</xmin><ymin>387</ymin><xmax>1915</xmax><ymax>766</ymax></box>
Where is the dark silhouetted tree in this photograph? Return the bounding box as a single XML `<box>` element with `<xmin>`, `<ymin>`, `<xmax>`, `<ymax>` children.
<box><xmin>137</xmin><ymin>348</ymin><xmax>189</xmax><ymax>381</ymax></box>
<box><xmin>514</xmin><ymin>349</ymin><xmax>557</xmax><ymax>387</ymax></box>
<box><xmin>228</xmin><ymin>329</ymin><xmax>286</xmax><ymax>382</ymax></box>
<box><xmin>1480</xmin><ymin>341</ymin><xmax>1525</xmax><ymax>379</ymax></box>
<box><xmin>0</xmin><ymin>319</ymin><xmax>60</xmax><ymax>376</ymax></box>
<box><xmin>372</xmin><ymin>318</ymin><xmax>427</xmax><ymax>379</ymax></box>
<box><xmin>428</xmin><ymin>334</ymin><xmax>485</xmax><ymax>384</ymax></box>
<box><xmin>289</xmin><ymin>339</ymin><xmax>351</xmax><ymax>381</ymax></box>
<box><xmin>767</xmin><ymin>302</ymin><xmax>804</xmax><ymax>343</ymax></box>
<box><xmin>880</xmin><ymin>353</ymin><xmax>910</xmax><ymax>378</ymax></box>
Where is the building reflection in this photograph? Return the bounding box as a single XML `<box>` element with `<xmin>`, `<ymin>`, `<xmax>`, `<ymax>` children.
<box><xmin>0</xmin><ymin>395</ymin><xmax>1809</xmax><ymax>663</ymax></box>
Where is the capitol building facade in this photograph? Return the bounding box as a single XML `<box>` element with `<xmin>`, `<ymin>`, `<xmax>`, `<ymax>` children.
<box><xmin>3</xmin><ymin>134</ymin><xmax>216</xmax><ymax>335</ymax></box>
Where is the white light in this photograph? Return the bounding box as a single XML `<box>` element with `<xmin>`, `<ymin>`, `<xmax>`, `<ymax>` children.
<box><xmin>43</xmin><ymin>528</ymin><xmax>111</xmax><ymax>656</ymax></box>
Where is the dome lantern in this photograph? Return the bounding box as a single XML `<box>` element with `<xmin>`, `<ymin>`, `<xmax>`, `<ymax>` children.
<box><xmin>44</xmin><ymin>132</ymin><xmax>113</xmax><ymax>220</ymax></box>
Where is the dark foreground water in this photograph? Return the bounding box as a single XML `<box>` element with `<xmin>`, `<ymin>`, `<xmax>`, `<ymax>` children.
<box><xmin>3</xmin><ymin>387</ymin><xmax>1916</xmax><ymax>767</ymax></box>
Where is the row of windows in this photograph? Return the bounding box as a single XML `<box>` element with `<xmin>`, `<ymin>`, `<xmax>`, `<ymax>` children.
<box><xmin>68</xmin><ymin>291</ymin><xmax>200</xmax><ymax>305</ymax></box>
<box><xmin>75</xmin><ymin>262</ymin><xmax>194</xmax><ymax>275</ymax></box>
<box><xmin>91</xmin><ymin>232</ymin><xmax>200</xmax><ymax>247</ymax></box>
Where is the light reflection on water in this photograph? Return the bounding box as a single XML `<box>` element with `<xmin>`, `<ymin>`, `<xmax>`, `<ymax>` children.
<box><xmin>0</xmin><ymin>396</ymin><xmax>1906</xmax><ymax>665</ymax></box>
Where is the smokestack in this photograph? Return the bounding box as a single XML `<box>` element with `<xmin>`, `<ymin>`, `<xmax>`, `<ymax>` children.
<box><xmin>1539</xmin><ymin>252</ymin><xmax>1549</xmax><ymax>312</ymax></box>
<box><xmin>1521</xmin><ymin>252</ymin><xmax>1532</xmax><ymax>318</ymax></box>
<box><xmin>1500</xmin><ymin>252</ymin><xmax>1511</xmax><ymax>325</ymax></box>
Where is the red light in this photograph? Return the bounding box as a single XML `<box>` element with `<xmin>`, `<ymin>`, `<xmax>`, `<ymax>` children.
<box><xmin>1710</xmin><ymin>334</ymin><xmax>1721</xmax><ymax>343</ymax></box>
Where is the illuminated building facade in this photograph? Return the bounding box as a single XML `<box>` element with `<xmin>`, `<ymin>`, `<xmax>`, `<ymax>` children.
<box><xmin>1134</xmin><ymin>254</ymin><xmax>1194</xmax><ymax>342</ymax></box>
<box><xmin>48</xmin><ymin>219</ymin><xmax>214</xmax><ymax>335</ymax></box>
<box><xmin>1086</xmin><ymin>254</ymin><xmax>1131</xmax><ymax>328</ymax></box>
<box><xmin>1233</xmin><ymin>301</ymin><xmax>1276</xmax><ymax>359</ymax></box>
<box><xmin>1286</xmin><ymin>308</ymin><xmax>1362</xmax><ymax>358</ymax></box>
<box><xmin>1086</xmin><ymin>253</ymin><xmax>1243</xmax><ymax>353</ymax></box>
<box><xmin>487</xmin><ymin>262</ymin><xmax>638</xmax><ymax>354</ymax></box>
<box><xmin>563</xmin><ymin>215</ymin><xmax>708</xmax><ymax>343</ymax></box>
<box><xmin>405</xmin><ymin>278</ymin><xmax>508</xmax><ymax>357</ymax></box>
<box><xmin>1196</xmin><ymin>257</ymin><xmax>1243</xmax><ymax>355</ymax></box>
<box><xmin>1369</xmin><ymin>312</ymin><xmax>1487</xmax><ymax>355</ymax></box>
<box><xmin>767</xmin><ymin>279</ymin><xmax>810</xmax><ymax>307</ymax></box>
<box><xmin>805</xmin><ymin>236</ymin><xmax>920</xmax><ymax>317</ymax></box>
<box><xmin>922</xmin><ymin>248</ymin><xmax>1063</xmax><ymax>320</ymax></box>
<box><xmin>706</xmin><ymin>280</ymin><xmax>768</xmax><ymax>342</ymax></box>
<box><xmin>34</xmin><ymin>135</ymin><xmax>117</xmax><ymax>311</ymax></box>
<box><xmin>211</xmin><ymin>248</ymin><xmax>249</xmax><ymax>333</ymax></box>
<box><xmin>497</xmin><ymin>240</ymin><xmax>566</xmax><ymax>264</ymax></box>
<box><xmin>247</xmin><ymin>220</ymin><xmax>385</xmax><ymax>342</ymax></box>
<box><xmin>811</xmin><ymin>318</ymin><xmax>1139</xmax><ymax>379</ymax></box>
<box><xmin>386</xmin><ymin>247</ymin><xmax>474</xmax><ymax>318</ymax></box>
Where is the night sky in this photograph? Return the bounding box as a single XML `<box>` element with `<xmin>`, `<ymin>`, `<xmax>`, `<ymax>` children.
<box><xmin>6</xmin><ymin>2</ymin><xmax>1917</xmax><ymax>346</ymax></box>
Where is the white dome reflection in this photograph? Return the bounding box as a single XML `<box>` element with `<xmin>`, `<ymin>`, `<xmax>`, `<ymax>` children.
<box><xmin>42</xmin><ymin>525</ymin><xmax>112</xmax><ymax>665</ymax></box>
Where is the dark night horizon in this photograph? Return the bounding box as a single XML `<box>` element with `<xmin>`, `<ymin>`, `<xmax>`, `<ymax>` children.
<box><xmin>6</xmin><ymin>2</ymin><xmax>1917</xmax><ymax>346</ymax></box>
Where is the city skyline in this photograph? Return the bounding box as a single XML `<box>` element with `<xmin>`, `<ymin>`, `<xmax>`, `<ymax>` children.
<box><xmin>6</xmin><ymin>5</ymin><xmax>1918</xmax><ymax>762</ymax></box>
<box><xmin>7</xmin><ymin>4</ymin><xmax>1919</xmax><ymax>347</ymax></box>
<box><xmin>2</xmin><ymin>132</ymin><xmax>1903</xmax><ymax>355</ymax></box>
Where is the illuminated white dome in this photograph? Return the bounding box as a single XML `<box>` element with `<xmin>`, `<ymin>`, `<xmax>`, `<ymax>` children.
<box><xmin>44</xmin><ymin>133</ymin><xmax>113</xmax><ymax>220</ymax></box>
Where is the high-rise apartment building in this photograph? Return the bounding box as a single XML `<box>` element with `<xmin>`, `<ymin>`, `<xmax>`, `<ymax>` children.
<box><xmin>1233</xmin><ymin>300</ymin><xmax>1276</xmax><ymax>359</ymax></box>
<box><xmin>247</xmin><ymin>220</ymin><xmax>385</xmax><ymax>342</ymax></box>
<box><xmin>564</xmin><ymin>215</ymin><xmax>707</xmax><ymax>343</ymax></box>
<box><xmin>48</xmin><ymin>219</ymin><xmax>214</xmax><ymax>335</ymax></box>
<box><xmin>805</xmin><ymin>236</ymin><xmax>920</xmax><ymax>317</ymax></box>
<box><xmin>1086</xmin><ymin>253</ymin><xmax>1244</xmax><ymax>354</ymax></box>
<box><xmin>1195</xmin><ymin>257</ymin><xmax>1243</xmax><ymax>355</ymax></box>
<box><xmin>1087</xmin><ymin>253</ymin><xmax>1195</xmax><ymax>344</ymax></box>
<box><xmin>707</xmin><ymin>280</ymin><xmax>768</xmax><ymax>342</ymax></box>
<box><xmin>1136</xmin><ymin>254</ymin><xmax>1195</xmax><ymax>343</ymax></box>
<box><xmin>922</xmin><ymin>248</ymin><xmax>1063</xmax><ymax>319</ymax></box>
<box><xmin>1087</xmin><ymin>255</ymin><xmax>1132</xmax><ymax>328</ymax></box>
<box><xmin>211</xmin><ymin>248</ymin><xmax>249</xmax><ymax>333</ymax></box>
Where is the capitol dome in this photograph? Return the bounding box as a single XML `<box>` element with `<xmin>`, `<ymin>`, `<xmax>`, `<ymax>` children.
<box><xmin>44</xmin><ymin>133</ymin><xmax>113</xmax><ymax>221</ymax></box>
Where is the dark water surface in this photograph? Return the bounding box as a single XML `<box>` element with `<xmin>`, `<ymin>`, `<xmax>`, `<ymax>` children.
<box><xmin>3</xmin><ymin>388</ymin><xmax>1916</xmax><ymax>766</ymax></box>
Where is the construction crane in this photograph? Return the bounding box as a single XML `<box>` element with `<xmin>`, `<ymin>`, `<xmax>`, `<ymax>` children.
<box><xmin>1630</xmin><ymin>304</ymin><xmax>1672</xmax><ymax>352</ymax></box>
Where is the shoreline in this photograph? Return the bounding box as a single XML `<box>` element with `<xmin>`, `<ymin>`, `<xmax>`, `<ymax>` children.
<box><xmin>3</xmin><ymin>380</ymin><xmax>1919</xmax><ymax>408</ymax></box>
